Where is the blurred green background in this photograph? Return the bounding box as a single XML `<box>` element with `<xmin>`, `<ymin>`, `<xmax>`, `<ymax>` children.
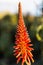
<box><xmin>0</xmin><ymin>13</ymin><xmax>43</xmax><ymax>65</ymax></box>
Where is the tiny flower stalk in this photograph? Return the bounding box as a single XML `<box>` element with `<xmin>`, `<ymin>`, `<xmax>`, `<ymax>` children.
<box><xmin>13</xmin><ymin>2</ymin><xmax>34</xmax><ymax>65</ymax></box>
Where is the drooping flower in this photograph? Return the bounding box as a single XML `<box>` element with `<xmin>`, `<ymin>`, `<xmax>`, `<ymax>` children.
<box><xmin>13</xmin><ymin>2</ymin><xmax>34</xmax><ymax>65</ymax></box>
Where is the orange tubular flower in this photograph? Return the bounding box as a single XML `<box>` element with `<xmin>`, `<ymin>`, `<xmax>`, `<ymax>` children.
<box><xmin>13</xmin><ymin>2</ymin><xmax>34</xmax><ymax>65</ymax></box>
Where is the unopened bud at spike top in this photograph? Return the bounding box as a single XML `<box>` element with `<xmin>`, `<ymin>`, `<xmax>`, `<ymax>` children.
<box><xmin>13</xmin><ymin>2</ymin><xmax>34</xmax><ymax>65</ymax></box>
<box><xmin>18</xmin><ymin>2</ymin><xmax>23</xmax><ymax>19</ymax></box>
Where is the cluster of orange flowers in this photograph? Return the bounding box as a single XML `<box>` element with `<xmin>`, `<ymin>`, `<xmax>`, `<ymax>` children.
<box><xmin>13</xmin><ymin>2</ymin><xmax>34</xmax><ymax>65</ymax></box>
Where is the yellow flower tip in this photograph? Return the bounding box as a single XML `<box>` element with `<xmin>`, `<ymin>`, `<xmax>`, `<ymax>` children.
<box><xmin>25</xmin><ymin>59</ymin><xmax>31</xmax><ymax>65</ymax></box>
<box><xmin>16</xmin><ymin>52</ymin><xmax>21</xmax><ymax>58</ymax></box>
<box><xmin>32</xmin><ymin>58</ymin><xmax>34</xmax><ymax>63</ymax></box>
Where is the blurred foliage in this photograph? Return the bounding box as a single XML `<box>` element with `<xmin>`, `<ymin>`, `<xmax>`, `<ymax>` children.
<box><xmin>36</xmin><ymin>25</ymin><xmax>43</xmax><ymax>42</ymax></box>
<box><xmin>10</xmin><ymin>14</ymin><xmax>17</xmax><ymax>25</ymax></box>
